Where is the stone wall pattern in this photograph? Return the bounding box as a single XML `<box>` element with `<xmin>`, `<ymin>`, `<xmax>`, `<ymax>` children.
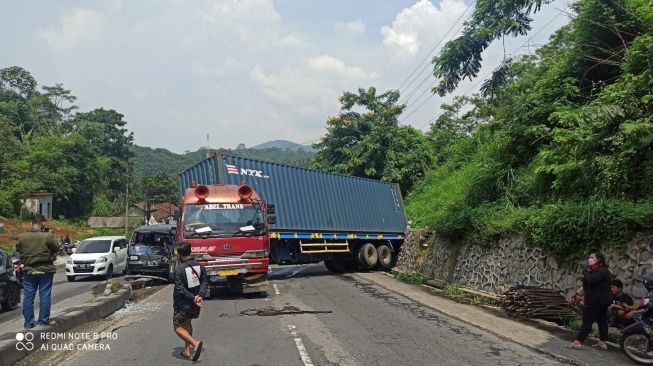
<box><xmin>396</xmin><ymin>230</ymin><xmax>653</xmax><ymax>300</ymax></box>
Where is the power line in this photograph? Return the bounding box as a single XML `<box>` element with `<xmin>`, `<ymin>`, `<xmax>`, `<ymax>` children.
<box><xmin>397</xmin><ymin>1</ymin><xmax>476</xmax><ymax>96</ymax></box>
<box><xmin>404</xmin><ymin>11</ymin><xmax>565</xmax><ymax>129</ymax></box>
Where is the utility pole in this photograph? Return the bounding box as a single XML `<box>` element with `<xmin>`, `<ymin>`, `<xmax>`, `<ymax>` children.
<box><xmin>124</xmin><ymin>166</ymin><xmax>129</xmax><ymax>235</ymax></box>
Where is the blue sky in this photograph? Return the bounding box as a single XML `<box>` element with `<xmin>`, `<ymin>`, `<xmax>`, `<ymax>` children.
<box><xmin>0</xmin><ymin>0</ymin><xmax>571</xmax><ymax>152</ymax></box>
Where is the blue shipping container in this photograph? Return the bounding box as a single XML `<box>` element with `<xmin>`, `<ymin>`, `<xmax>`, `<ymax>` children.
<box><xmin>178</xmin><ymin>154</ymin><xmax>407</xmax><ymax>235</ymax></box>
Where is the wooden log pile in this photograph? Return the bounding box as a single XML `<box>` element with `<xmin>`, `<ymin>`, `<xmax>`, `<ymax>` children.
<box><xmin>501</xmin><ymin>286</ymin><xmax>576</xmax><ymax>321</ymax></box>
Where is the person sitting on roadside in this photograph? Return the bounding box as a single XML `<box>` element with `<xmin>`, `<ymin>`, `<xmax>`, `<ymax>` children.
<box><xmin>621</xmin><ymin>294</ymin><xmax>652</xmax><ymax>325</ymax></box>
<box><xmin>569</xmin><ymin>287</ymin><xmax>584</xmax><ymax>309</ymax></box>
<box><xmin>608</xmin><ymin>279</ymin><xmax>634</xmax><ymax>328</ymax></box>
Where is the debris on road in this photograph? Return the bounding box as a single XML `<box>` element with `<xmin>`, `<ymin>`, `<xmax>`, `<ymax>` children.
<box><xmin>240</xmin><ymin>305</ymin><xmax>332</xmax><ymax>316</ymax></box>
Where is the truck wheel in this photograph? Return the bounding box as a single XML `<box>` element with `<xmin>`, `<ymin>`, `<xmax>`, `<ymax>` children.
<box><xmin>324</xmin><ymin>258</ymin><xmax>346</xmax><ymax>273</ymax></box>
<box><xmin>324</xmin><ymin>260</ymin><xmax>335</xmax><ymax>272</ymax></box>
<box><xmin>359</xmin><ymin>243</ymin><xmax>378</xmax><ymax>268</ymax></box>
<box><xmin>376</xmin><ymin>243</ymin><xmax>393</xmax><ymax>270</ymax></box>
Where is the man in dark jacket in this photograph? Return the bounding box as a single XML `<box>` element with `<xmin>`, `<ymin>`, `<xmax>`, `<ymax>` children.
<box><xmin>16</xmin><ymin>214</ymin><xmax>59</xmax><ymax>329</ymax></box>
<box><xmin>173</xmin><ymin>242</ymin><xmax>208</xmax><ymax>362</ymax></box>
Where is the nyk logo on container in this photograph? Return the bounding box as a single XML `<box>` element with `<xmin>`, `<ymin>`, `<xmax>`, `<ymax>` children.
<box><xmin>226</xmin><ymin>164</ymin><xmax>270</xmax><ymax>179</ymax></box>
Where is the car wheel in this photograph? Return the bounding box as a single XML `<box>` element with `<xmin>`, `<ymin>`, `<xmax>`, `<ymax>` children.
<box><xmin>67</xmin><ymin>276</ymin><xmax>75</xmax><ymax>282</ymax></box>
<box><xmin>1</xmin><ymin>285</ymin><xmax>20</xmax><ymax>311</ymax></box>
<box><xmin>105</xmin><ymin>264</ymin><xmax>114</xmax><ymax>281</ymax></box>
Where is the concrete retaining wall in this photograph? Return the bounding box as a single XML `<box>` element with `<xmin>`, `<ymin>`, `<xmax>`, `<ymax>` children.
<box><xmin>396</xmin><ymin>229</ymin><xmax>653</xmax><ymax>299</ymax></box>
<box><xmin>0</xmin><ymin>286</ymin><xmax>131</xmax><ymax>366</ymax></box>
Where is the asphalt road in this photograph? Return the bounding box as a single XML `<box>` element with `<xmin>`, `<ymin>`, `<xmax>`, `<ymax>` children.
<box><xmin>0</xmin><ymin>265</ymin><xmax>111</xmax><ymax>325</ymax></box>
<box><xmin>22</xmin><ymin>264</ymin><xmax>567</xmax><ymax>366</ymax></box>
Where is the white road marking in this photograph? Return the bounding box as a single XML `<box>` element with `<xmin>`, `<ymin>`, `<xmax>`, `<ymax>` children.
<box><xmin>273</xmin><ymin>283</ymin><xmax>280</xmax><ymax>295</ymax></box>
<box><xmin>288</xmin><ymin>325</ymin><xmax>314</xmax><ymax>366</ymax></box>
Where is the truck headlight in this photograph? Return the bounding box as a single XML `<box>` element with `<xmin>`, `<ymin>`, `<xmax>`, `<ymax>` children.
<box><xmin>241</xmin><ymin>250</ymin><xmax>269</xmax><ymax>259</ymax></box>
<box><xmin>66</xmin><ymin>257</ymin><xmax>73</xmax><ymax>265</ymax></box>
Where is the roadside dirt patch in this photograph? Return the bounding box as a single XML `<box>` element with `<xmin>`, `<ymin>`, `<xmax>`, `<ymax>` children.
<box><xmin>0</xmin><ymin>217</ymin><xmax>91</xmax><ymax>249</ymax></box>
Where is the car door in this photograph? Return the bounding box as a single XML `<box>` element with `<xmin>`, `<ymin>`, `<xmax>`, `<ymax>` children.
<box><xmin>118</xmin><ymin>239</ymin><xmax>128</xmax><ymax>271</ymax></box>
<box><xmin>0</xmin><ymin>250</ymin><xmax>7</xmax><ymax>302</ymax></box>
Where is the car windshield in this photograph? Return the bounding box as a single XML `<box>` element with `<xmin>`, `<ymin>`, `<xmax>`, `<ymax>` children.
<box><xmin>183</xmin><ymin>203</ymin><xmax>264</xmax><ymax>237</ymax></box>
<box><xmin>131</xmin><ymin>232</ymin><xmax>170</xmax><ymax>246</ymax></box>
<box><xmin>76</xmin><ymin>240</ymin><xmax>112</xmax><ymax>254</ymax></box>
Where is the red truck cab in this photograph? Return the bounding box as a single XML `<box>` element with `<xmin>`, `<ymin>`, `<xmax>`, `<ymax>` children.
<box><xmin>177</xmin><ymin>181</ymin><xmax>270</xmax><ymax>295</ymax></box>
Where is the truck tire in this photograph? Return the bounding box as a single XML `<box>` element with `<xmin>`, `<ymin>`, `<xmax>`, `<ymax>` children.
<box><xmin>324</xmin><ymin>257</ymin><xmax>346</xmax><ymax>273</ymax></box>
<box><xmin>359</xmin><ymin>243</ymin><xmax>378</xmax><ymax>268</ymax></box>
<box><xmin>376</xmin><ymin>243</ymin><xmax>393</xmax><ymax>270</ymax></box>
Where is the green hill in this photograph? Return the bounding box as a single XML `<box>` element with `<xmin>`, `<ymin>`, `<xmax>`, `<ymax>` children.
<box><xmin>131</xmin><ymin>144</ymin><xmax>314</xmax><ymax>178</ymax></box>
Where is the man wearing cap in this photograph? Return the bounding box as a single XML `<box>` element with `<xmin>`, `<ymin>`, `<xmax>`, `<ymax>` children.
<box><xmin>16</xmin><ymin>214</ymin><xmax>59</xmax><ymax>329</ymax></box>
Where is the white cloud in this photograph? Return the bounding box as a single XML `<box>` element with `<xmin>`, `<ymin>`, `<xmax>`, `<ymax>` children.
<box><xmin>250</xmin><ymin>55</ymin><xmax>376</xmax><ymax>113</ymax></box>
<box><xmin>37</xmin><ymin>8</ymin><xmax>103</xmax><ymax>49</ymax></box>
<box><xmin>307</xmin><ymin>55</ymin><xmax>376</xmax><ymax>79</ymax></box>
<box><xmin>381</xmin><ymin>0</ymin><xmax>467</xmax><ymax>57</ymax></box>
<box><xmin>191</xmin><ymin>57</ymin><xmax>240</xmax><ymax>78</ymax></box>
<box><xmin>5</xmin><ymin>0</ymin><xmax>571</xmax><ymax>151</ymax></box>
<box><xmin>336</xmin><ymin>19</ymin><xmax>365</xmax><ymax>34</ymax></box>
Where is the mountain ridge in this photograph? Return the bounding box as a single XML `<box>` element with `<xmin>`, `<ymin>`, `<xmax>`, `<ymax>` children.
<box><xmin>131</xmin><ymin>140</ymin><xmax>315</xmax><ymax>177</ymax></box>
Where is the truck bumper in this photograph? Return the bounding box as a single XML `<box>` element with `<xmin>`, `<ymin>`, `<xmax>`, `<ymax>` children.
<box><xmin>199</xmin><ymin>256</ymin><xmax>270</xmax><ymax>294</ymax></box>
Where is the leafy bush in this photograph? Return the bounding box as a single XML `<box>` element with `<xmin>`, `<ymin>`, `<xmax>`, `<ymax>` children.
<box><xmin>517</xmin><ymin>200</ymin><xmax>653</xmax><ymax>259</ymax></box>
<box><xmin>405</xmin><ymin>0</ymin><xmax>653</xmax><ymax>260</ymax></box>
<box><xmin>392</xmin><ymin>271</ymin><xmax>427</xmax><ymax>285</ymax></box>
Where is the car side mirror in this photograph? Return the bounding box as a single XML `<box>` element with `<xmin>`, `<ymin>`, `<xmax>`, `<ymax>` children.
<box><xmin>114</xmin><ymin>247</ymin><xmax>120</xmax><ymax>253</ymax></box>
<box><xmin>267</xmin><ymin>203</ymin><xmax>275</xmax><ymax>215</ymax></box>
<box><xmin>267</xmin><ymin>214</ymin><xmax>276</xmax><ymax>225</ymax></box>
<box><xmin>173</xmin><ymin>209</ymin><xmax>180</xmax><ymax>221</ymax></box>
<box><xmin>72</xmin><ymin>248</ymin><xmax>77</xmax><ymax>253</ymax></box>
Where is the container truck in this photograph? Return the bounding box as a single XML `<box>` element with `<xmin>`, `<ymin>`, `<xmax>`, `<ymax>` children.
<box><xmin>177</xmin><ymin>153</ymin><xmax>407</xmax><ymax>294</ymax></box>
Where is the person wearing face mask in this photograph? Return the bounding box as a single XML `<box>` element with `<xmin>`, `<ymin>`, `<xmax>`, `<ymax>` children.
<box><xmin>566</xmin><ymin>252</ymin><xmax>612</xmax><ymax>351</ymax></box>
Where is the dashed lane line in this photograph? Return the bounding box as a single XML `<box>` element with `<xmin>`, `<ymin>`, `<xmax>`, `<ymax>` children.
<box><xmin>288</xmin><ymin>325</ymin><xmax>314</xmax><ymax>366</ymax></box>
<box><xmin>273</xmin><ymin>283</ymin><xmax>281</xmax><ymax>295</ymax></box>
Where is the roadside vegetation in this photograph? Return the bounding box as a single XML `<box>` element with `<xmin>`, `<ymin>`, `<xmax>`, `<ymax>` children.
<box><xmin>392</xmin><ymin>270</ymin><xmax>428</xmax><ymax>285</ymax></box>
<box><xmin>401</xmin><ymin>0</ymin><xmax>653</xmax><ymax>260</ymax></box>
<box><xmin>312</xmin><ymin>1</ymin><xmax>653</xmax><ymax>260</ymax></box>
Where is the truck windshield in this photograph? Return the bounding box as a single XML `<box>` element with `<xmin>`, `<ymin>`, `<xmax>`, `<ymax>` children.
<box><xmin>183</xmin><ymin>203</ymin><xmax>264</xmax><ymax>237</ymax></box>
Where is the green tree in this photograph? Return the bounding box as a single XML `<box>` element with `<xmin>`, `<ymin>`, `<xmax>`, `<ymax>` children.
<box><xmin>432</xmin><ymin>0</ymin><xmax>554</xmax><ymax>95</ymax></box>
<box><xmin>72</xmin><ymin>109</ymin><xmax>134</xmax><ymax>198</ymax></box>
<box><xmin>0</xmin><ymin>66</ymin><xmax>136</xmax><ymax>219</ymax></box>
<box><xmin>406</xmin><ymin>0</ymin><xmax>653</xmax><ymax>260</ymax></box>
<box><xmin>136</xmin><ymin>172</ymin><xmax>179</xmax><ymax>204</ymax></box>
<box><xmin>313</xmin><ymin>87</ymin><xmax>433</xmax><ymax>193</ymax></box>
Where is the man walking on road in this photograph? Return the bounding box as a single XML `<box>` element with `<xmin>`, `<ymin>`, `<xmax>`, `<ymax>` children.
<box><xmin>173</xmin><ymin>242</ymin><xmax>208</xmax><ymax>362</ymax></box>
<box><xmin>16</xmin><ymin>214</ymin><xmax>58</xmax><ymax>329</ymax></box>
